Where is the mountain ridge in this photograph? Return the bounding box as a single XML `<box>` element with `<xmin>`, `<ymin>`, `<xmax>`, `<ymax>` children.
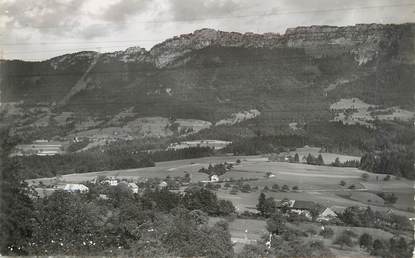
<box><xmin>4</xmin><ymin>23</ymin><xmax>414</xmax><ymax>63</ymax></box>
<box><xmin>1</xmin><ymin>23</ymin><xmax>414</xmax><ymax>141</ymax></box>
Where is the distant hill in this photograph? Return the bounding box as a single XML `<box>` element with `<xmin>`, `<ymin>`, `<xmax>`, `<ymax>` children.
<box><xmin>1</xmin><ymin>23</ymin><xmax>414</xmax><ymax>141</ymax></box>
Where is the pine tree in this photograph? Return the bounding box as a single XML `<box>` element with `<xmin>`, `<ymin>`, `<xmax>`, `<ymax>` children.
<box><xmin>256</xmin><ymin>192</ymin><xmax>266</xmax><ymax>215</ymax></box>
<box><xmin>294</xmin><ymin>153</ymin><xmax>300</xmax><ymax>163</ymax></box>
<box><xmin>317</xmin><ymin>154</ymin><xmax>324</xmax><ymax>165</ymax></box>
<box><xmin>333</xmin><ymin>157</ymin><xmax>341</xmax><ymax>167</ymax></box>
<box><xmin>306</xmin><ymin>154</ymin><xmax>314</xmax><ymax>164</ymax></box>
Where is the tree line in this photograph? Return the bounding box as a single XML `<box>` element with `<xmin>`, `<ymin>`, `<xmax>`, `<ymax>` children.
<box><xmin>359</xmin><ymin>148</ymin><xmax>414</xmax><ymax>179</ymax></box>
<box><xmin>11</xmin><ymin>146</ymin><xmax>214</xmax><ymax>179</ymax></box>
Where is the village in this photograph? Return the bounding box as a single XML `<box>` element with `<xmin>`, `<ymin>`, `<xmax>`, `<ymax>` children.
<box><xmin>26</xmin><ymin>150</ymin><xmax>414</xmax><ymax>256</ymax></box>
<box><xmin>38</xmin><ymin>171</ymin><xmax>338</xmax><ymax>223</ymax></box>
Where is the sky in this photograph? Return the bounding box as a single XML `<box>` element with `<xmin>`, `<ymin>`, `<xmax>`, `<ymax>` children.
<box><xmin>0</xmin><ymin>0</ymin><xmax>414</xmax><ymax>61</ymax></box>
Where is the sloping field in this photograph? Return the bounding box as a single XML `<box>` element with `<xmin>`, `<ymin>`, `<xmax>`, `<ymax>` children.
<box><xmin>29</xmin><ymin>154</ymin><xmax>414</xmax><ymax>217</ymax></box>
<box><xmin>29</xmin><ymin>155</ymin><xmax>265</xmax><ymax>185</ymax></box>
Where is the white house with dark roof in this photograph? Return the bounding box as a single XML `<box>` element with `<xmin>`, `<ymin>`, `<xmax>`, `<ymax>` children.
<box><xmin>128</xmin><ymin>182</ymin><xmax>139</xmax><ymax>193</ymax></box>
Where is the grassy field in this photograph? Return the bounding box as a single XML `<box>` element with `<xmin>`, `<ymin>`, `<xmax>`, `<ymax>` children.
<box><xmin>29</xmin><ymin>155</ymin><xmax>262</xmax><ymax>185</ymax></box>
<box><xmin>29</xmin><ymin>153</ymin><xmax>414</xmax><ymax>217</ymax></box>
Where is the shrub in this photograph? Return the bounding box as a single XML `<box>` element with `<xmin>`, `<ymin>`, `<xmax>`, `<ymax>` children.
<box><xmin>334</xmin><ymin>231</ymin><xmax>355</xmax><ymax>249</ymax></box>
<box><xmin>384</xmin><ymin>175</ymin><xmax>391</xmax><ymax>181</ymax></box>
<box><xmin>371</xmin><ymin>239</ymin><xmax>386</xmax><ymax>256</ymax></box>
<box><xmin>241</xmin><ymin>184</ymin><xmax>251</xmax><ymax>193</ymax></box>
<box><xmin>281</xmin><ymin>185</ymin><xmax>290</xmax><ymax>192</ymax></box>
<box><xmin>340</xmin><ymin>180</ymin><xmax>346</xmax><ymax>186</ymax></box>
<box><xmin>292</xmin><ymin>185</ymin><xmax>299</xmax><ymax>191</ymax></box>
<box><xmin>287</xmin><ymin>212</ymin><xmax>308</xmax><ymax>223</ymax></box>
<box><xmin>230</xmin><ymin>187</ymin><xmax>238</xmax><ymax>195</ymax></box>
<box><xmin>377</xmin><ymin>192</ymin><xmax>398</xmax><ymax>204</ymax></box>
<box><xmin>306</xmin><ymin>228</ymin><xmax>317</xmax><ymax>236</ymax></box>
<box><xmin>271</xmin><ymin>184</ymin><xmax>280</xmax><ymax>191</ymax></box>
<box><xmin>319</xmin><ymin>227</ymin><xmax>334</xmax><ymax>239</ymax></box>
<box><xmin>343</xmin><ymin>229</ymin><xmax>358</xmax><ymax>238</ymax></box>
<box><xmin>359</xmin><ymin>233</ymin><xmax>373</xmax><ymax>250</ymax></box>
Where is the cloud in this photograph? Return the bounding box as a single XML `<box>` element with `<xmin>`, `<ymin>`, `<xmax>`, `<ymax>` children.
<box><xmin>100</xmin><ymin>0</ymin><xmax>151</xmax><ymax>23</ymax></box>
<box><xmin>2</xmin><ymin>0</ymin><xmax>85</xmax><ymax>35</ymax></box>
<box><xmin>78</xmin><ymin>23</ymin><xmax>109</xmax><ymax>39</ymax></box>
<box><xmin>167</xmin><ymin>0</ymin><xmax>240</xmax><ymax>21</ymax></box>
<box><xmin>1</xmin><ymin>0</ymin><xmax>153</xmax><ymax>39</ymax></box>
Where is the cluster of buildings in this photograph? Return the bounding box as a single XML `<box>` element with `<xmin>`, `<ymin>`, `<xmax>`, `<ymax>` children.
<box><xmin>60</xmin><ymin>176</ymin><xmax>168</xmax><ymax>195</ymax></box>
<box><xmin>167</xmin><ymin>140</ymin><xmax>232</xmax><ymax>150</ymax></box>
<box><xmin>12</xmin><ymin>140</ymin><xmax>64</xmax><ymax>156</ymax></box>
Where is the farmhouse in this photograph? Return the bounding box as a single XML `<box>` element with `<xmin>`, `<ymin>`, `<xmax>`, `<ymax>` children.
<box><xmin>12</xmin><ymin>140</ymin><xmax>64</xmax><ymax>156</ymax></box>
<box><xmin>102</xmin><ymin>177</ymin><xmax>118</xmax><ymax>186</ymax></box>
<box><xmin>279</xmin><ymin>200</ymin><xmax>337</xmax><ymax>221</ymax></box>
<box><xmin>63</xmin><ymin>184</ymin><xmax>89</xmax><ymax>193</ymax></box>
<box><xmin>317</xmin><ymin>207</ymin><xmax>338</xmax><ymax>222</ymax></box>
<box><xmin>167</xmin><ymin>140</ymin><xmax>231</xmax><ymax>150</ymax></box>
<box><xmin>159</xmin><ymin>181</ymin><xmax>168</xmax><ymax>188</ymax></box>
<box><xmin>116</xmin><ymin>181</ymin><xmax>139</xmax><ymax>193</ymax></box>
<box><xmin>127</xmin><ymin>182</ymin><xmax>139</xmax><ymax>193</ymax></box>
<box><xmin>98</xmin><ymin>194</ymin><xmax>109</xmax><ymax>200</ymax></box>
<box><xmin>210</xmin><ymin>175</ymin><xmax>220</xmax><ymax>182</ymax></box>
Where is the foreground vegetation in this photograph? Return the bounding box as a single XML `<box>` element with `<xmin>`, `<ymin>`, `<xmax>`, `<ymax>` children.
<box><xmin>1</xmin><ymin>135</ymin><xmax>234</xmax><ymax>256</ymax></box>
<box><xmin>237</xmin><ymin>194</ymin><xmax>413</xmax><ymax>258</ymax></box>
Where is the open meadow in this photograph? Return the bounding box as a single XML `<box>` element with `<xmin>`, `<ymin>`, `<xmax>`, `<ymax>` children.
<box><xmin>30</xmin><ymin>152</ymin><xmax>415</xmax><ymax>218</ymax></box>
<box><xmin>215</xmin><ymin>158</ymin><xmax>414</xmax><ymax>217</ymax></box>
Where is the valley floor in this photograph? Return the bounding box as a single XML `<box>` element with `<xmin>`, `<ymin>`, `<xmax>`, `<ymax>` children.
<box><xmin>30</xmin><ymin>153</ymin><xmax>415</xmax><ymax>218</ymax></box>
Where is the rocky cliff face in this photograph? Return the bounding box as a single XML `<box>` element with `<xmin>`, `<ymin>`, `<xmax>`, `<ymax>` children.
<box><xmin>149</xmin><ymin>28</ymin><xmax>283</xmax><ymax>67</ymax></box>
<box><xmin>148</xmin><ymin>23</ymin><xmax>414</xmax><ymax>67</ymax></box>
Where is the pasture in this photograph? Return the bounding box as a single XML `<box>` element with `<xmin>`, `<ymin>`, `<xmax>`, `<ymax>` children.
<box><xmin>29</xmin><ymin>153</ymin><xmax>414</xmax><ymax>217</ymax></box>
